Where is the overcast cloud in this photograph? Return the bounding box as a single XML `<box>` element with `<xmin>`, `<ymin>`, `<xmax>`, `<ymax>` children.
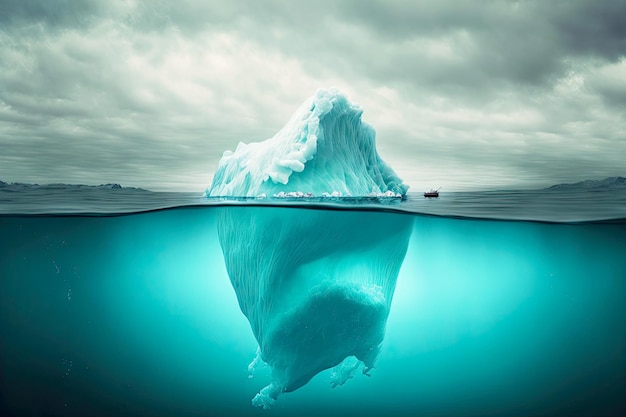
<box><xmin>0</xmin><ymin>0</ymin><xmax>625</xmax><ymax>191</ymax></box>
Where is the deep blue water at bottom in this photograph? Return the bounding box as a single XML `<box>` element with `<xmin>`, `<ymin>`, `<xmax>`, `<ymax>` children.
<box><xmin>0</xmin><ymin>205</ymin><xmax>625</xmax><ymax>417</ymax></box>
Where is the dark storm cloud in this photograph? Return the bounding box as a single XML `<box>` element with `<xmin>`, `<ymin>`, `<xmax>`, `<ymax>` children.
<box><xmin>0</xmin><ymin>0</ymin><xmax>102</xmax><ymax>26</ymax></box>
<box><xmin>132</xmin><ymin>0</ymin><xmax>626</xmax><ymax>90</ymax></box>
<box><xmin>310</xmin><ymin>0</ymin><xmax>626</xmax><ymax>94</ymax></box>
<box><xmin>548</xmin><ymin>1</ymin><xmax>626</xmax><ymax>59</ymax></box>
<box><xmin>340</xmin><ymin>1</ymin><xmax>626</xmax><ymax>58</ymax></box>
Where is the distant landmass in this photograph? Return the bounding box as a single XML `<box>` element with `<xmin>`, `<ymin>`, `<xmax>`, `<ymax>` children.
<box><xmin>544</xmin><ymin>176</ymin><xmax>626</xmax><ymax>191</ymax></box>
<box><xmin>0</xmin><ymin>180</ymin><xmax>149</xmax><ymax>191</ymax></box>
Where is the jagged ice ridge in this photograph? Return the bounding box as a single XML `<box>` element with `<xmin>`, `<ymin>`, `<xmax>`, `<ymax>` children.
<box><xmin>206</xmin><ymin>88</ymin><xmax>408</xmax><ymax>198</ymax></box>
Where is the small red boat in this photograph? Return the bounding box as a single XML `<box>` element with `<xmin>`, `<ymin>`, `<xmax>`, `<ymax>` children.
<box><xmin>424</xmin><ymin>188</ymin><xmax>440</xmax><ymax>198</ymax></box>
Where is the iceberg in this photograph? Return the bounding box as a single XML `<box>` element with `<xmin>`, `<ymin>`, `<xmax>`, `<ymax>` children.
<box><xmin>207</xmin><ymin>88</ymin><xmax>413</xmax><ymax>408</ymax></box>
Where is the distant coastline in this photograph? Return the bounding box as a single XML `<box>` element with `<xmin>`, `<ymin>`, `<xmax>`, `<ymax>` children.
<box><xmin>0</xmin><ymin>180</ymin><xmax>149</xmax><ymax>192</ymax></box>
<box><xmin>544</xmin><ymin>176</ymin><xmax>626</xmax><ymax>191</ymax></box>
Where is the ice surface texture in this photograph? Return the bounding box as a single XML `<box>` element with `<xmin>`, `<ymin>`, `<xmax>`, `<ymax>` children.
<box><xmin>207</xmin><ymin>88</ymin><xmax>408</xmax><ymax>197</ymax></box>
<box><xmin>207</xmin><ymin>89</ymin><xmax>413</xmax><ymax>407</ymax></box>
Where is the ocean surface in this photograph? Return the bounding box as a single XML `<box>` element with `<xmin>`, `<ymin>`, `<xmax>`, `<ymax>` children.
<box><xmin>1</xmin><ymin>182</ymin><xmax>625</xmax><ymax>416</ymax></box>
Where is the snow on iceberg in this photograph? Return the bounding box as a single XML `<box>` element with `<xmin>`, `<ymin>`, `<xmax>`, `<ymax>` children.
<box><xmin>207</xmin><ymin>88</ymin><xmax>413</xmax><ymax>408</ymax></box>
<box><xmin>206</xmin><ymin>88</ymin><xmax>408</xmax><ymax>197</ymax></box>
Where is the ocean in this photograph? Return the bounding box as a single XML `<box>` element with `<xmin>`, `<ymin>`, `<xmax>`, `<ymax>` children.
<box><xmin>1</xmin><ymin>183</ymin><xmax>625</xmax><ymax>416</ymax></box>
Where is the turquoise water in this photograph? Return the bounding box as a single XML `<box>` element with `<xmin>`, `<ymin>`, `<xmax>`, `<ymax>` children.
<box><xmin>1</xmin><ymin>201</ymin><xmax>625</xmax><ymax>416</ymax></box>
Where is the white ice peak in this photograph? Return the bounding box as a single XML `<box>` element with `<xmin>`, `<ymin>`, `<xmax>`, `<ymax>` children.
<box><xmin>207</xmin><ymin>88</ymin><xmax>408</xmax><ymax>197</ymax></box>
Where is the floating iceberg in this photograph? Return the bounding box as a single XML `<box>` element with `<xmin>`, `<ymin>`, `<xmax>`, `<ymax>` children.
<box><xmin>207</xmin><ymin>88</ymin><xmax>413</xmax><ymax>408</ymax></box>
<box><xmin>206</xmin><ymin>88</ymin><xmax>408</xmax><ymax>198</ymax></box>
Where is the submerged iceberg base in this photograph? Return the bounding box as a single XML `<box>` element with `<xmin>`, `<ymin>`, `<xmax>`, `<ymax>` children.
<box><xmin>215</xmin><ymin>206</ymin><xmax>413</xmax><ymax>407</ymax></box>
<box><xmin>252</xmin><ymin>282</ymin><xmax>387</xmax><ymax>408</ymax></box>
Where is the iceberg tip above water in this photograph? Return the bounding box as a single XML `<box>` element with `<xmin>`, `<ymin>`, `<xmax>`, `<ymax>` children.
<box><xmin>206</xmin><ymin>88</ymin><xmax>408</xmax><ymax>198</ymax></box>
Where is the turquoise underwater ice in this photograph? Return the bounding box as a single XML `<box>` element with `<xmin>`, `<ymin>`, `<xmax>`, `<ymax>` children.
<box><xmin>208</xmin><ymin>88</ymin><xmax>413</xmax><ymax>407</ymax></box>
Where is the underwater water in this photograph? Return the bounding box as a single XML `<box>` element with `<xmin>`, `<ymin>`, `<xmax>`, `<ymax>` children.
<box><xmin>1</xmin><ymin>188</ymin><xmax>625</xmax><ymax>416</ymax></box>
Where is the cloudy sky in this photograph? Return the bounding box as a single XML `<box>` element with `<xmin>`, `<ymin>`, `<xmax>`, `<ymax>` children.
<box><xmin>1</xmin><ymin>0</ymin><xmax>625</xmax><ymax>191</ymax></box>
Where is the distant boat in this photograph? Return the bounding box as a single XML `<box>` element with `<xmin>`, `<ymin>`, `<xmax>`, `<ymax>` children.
<box><xmin>424</xmin><ymin>188</ymin><xmax>440</xmax><ymax>198</ymax></box>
